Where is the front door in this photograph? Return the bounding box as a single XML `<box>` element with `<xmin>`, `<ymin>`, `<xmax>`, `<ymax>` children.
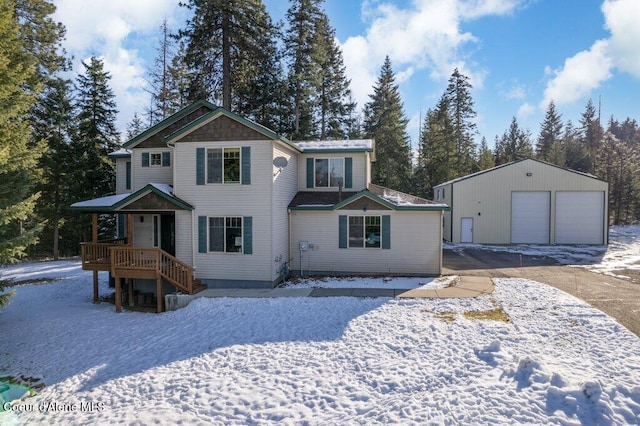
<box><xmin>461</xmin><ymin>218</ymin><xmax>473</xmax><ymax>243</ymax></box>
<box><xmin>160</xmin><ymin>214</ymin><xmax>175</xmax><ymax>256</ymax></box>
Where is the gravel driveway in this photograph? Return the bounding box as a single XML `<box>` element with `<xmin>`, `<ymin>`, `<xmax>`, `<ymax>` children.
<box><xmin>443</xmin><ymin>248</ymin><xmax>640</xmax><ymax>337</ymax></box>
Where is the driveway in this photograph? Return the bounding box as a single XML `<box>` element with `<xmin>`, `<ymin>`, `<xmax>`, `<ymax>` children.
<box><xmin>443</xmin><ymin>248</ymin><xmax>640</xmax><ymax>337</ymax></box>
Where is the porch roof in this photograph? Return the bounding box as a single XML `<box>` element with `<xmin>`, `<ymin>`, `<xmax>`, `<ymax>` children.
<box><xmin>70</xmin><ymin>183</ymin><xmax>194</xmax><ymax>212</ymax></box>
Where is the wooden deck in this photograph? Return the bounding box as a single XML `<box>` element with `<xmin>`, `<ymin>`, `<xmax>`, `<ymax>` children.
<box><xmin>80</xmin><ymin>242</ymin><xmax>205</xmax><ymax>313</ymax></box>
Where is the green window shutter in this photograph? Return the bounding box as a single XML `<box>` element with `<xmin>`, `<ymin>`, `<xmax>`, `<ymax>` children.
<box><xmin>142</xmin><ymin>152</ymin><xmax>149</xmax><ymax>167</ymax></box>
<box><xmin>196</xmin><ymin>148</ymin><xmax>205</xmax><ymax>185</ymax></box>
<box><xmin>243</xmin><ymin>216</ymin><xmax>253</xmax><ymax>254</ymax></box>
<box><xmin>162</xmin><ymin>151</ymin><xmax>170</xmax><ymax>166</ymax></box>
<box><xmin>345</xmin><ymin>157</ymin><xmax>353</xmax><ymax>188</ymax></box>
<box><xmin>117</xmin><ymin>214</ymin><xmax>125</xmax><ymax>238</ymax></box>
<box><xmin>382</xmin><ymin>215</ymin><xmax>391</xmax><ymax>249</ymax></box>
<box><xmin>125</xmin><ymin>161</ymin><xmax>131</xmax><ymax>190</ymax></box>
<box><xmin>198</xmin><ymin>216</ymin><xmax>207</xmax><ymax>253</ymax></box>
<box><xmin>241</xmin><ymin>146</ymin><xmax>251</xmax><ymax>185</ymax></box>
<box><xmin>339</xmin><ymin>215</ymin><xmax>347</xmax><ymax>249</ymax></box>
<box><xmin>306</xmin><ymin>158</ymin><xmax>314</xmax><ymax>188</ymax></box>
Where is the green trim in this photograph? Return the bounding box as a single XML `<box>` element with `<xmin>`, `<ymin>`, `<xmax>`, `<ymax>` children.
<box><xmin>164</xmin><ymin>107</ymin><xmax>300</xmax><ymax>152</ymax></box>
<box><xmin>306</xmin><ymin>158</ymin><xmax>314</xmax><ymax>188</ymax></box>
<box><xmin>301</xmin><ymin>148</ymin><xmax>373</xmax><ymax>154</ymax></box>
<box><xmin>123</xmin><ymin>100</ymin><xmax>217</xmax><ymax>148</ymax></box>
<box><xmin>198</xmin><ymin>216</ymin><xmax>207</xmax><ymax>253</ymax></box>
<box><xmin>125</xmin><ymin>161</ymin><xmax>131</xmax><ymax>190</ymax></box>
<box><xmin>289</xmin><ymin>190</ymin><xmax>451</xmax><ymax>212</ymax></box>
<box><xmin>70</xmin><ymin>184</ymin><xmax>194</xmax><ymax>212</ymax></box>
<box><xmin>344</xmin><ymin>157</ymin><xmax>353</xmax><ymax>189</ymax></box>
<box><xmin>381</xmin><ymin>215</ymin><xmax>391</xmax><ymax>249</ymax></box>
<box><xmin>243</xmin><ymin>216</ymin><xmax>252</xmax><ymax>254</ymax></box>
<box><xmin>162</xmin><ymin>151</ymin><xmax>170</xmax><ymax>166</ymax></box>
<box><xmin>141</xmin><ymin>152</ymin><xmax>149</xmax><ymax>167</ymax></box>
<box><xmin>241</xmin><ymin>146</ymin><xmax>251</xmax><ymax>185</ymax></box>
<box><xmin>338</xmin><ymin>215</ymin><xmax>347</xmax><ymax>249</ymax></box>
<box><xmin>196</xmin><ymin>148</ymin><xmax>205</xmax><ymax>185</ymax></box>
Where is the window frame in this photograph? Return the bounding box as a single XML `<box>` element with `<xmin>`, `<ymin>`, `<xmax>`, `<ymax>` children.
<box><xmin>208</xmin><ymin>216</ymin><xmax>243</xmax><ymax>253</ymax></box>
<box><xmin>348</xmin><ymin>215</ymin><xmax>382</xmax><ymax>249</ymax></box>
<box><xmin>150</xmin><ymin>153</ymin><xmax>162</xmax><ymax>167</ymax></box>
<box><xmin>314</xmin><ymin>157</ymin><xmax>345</xmax><ymax>188</ymax></box>
<box><xmin>207</xmin><ymin>147</ymin><xmax>241</xmax><ymax>184</ymax></box>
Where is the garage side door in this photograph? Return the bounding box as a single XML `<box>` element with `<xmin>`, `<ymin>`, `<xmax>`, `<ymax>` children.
<box><xmin>555</xmin><ymin>191</ymin><xmax>604</xmax><ymax>244</ymax></box>
<box><xmin>511</xmin><ymin>191</ymin><xmax>550</xmax><ymax>244</ymax></box>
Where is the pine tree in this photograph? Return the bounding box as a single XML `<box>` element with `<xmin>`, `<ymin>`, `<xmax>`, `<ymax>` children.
<box><xmin>0</xmin><ymin>0</ymin><xmax>45</xmax><ymax>306</ymax></box>
<box><xmin>578</xmin><ymin>98</ymin><xmax>603</xmax><ymax>174</ymax></box>
<box><xmin>477</xmin><ymin>137</ymin><xmax>495</xmax><ymax>170</ymax></box>
<box><xmin>443</xmin><ymin>68</ymin><xmax>478</xmax><ymax>175</ymax></box>
<box><xmin>415</xmin><ymin>106</ymin><xmax>453</xmax><ymax>198</ymax></box>
<box><xmin>180</xmin><ymin>0</ymin><xmax>282</xmax><ymax>121</ymax></box>
<box><xmin>127</xmin><ymin>113</ymin><xmax>145</xmax><ymax>140</ymax></box>
<box><xmin>146</xmin><ymin>18</ymin><xmax>176</xmax><ymax>124</ymax></box>
<box><xmin>315</xmin><ymin>13</ymin><xmax>354</xmax><ymax>139</ymax></box>
<box><xmin>67</xmin><ymin>57</ymin><xmax>120</xmax><ymax>245</ymax></box>
<box><xmin>284</xmin><ymin>0</ymin><xmax>323</xmax><ymax>139</ymax></box>
<box><xmin>494</xmin><ymin>117</ymin><xmax>533</xmax><ymax>165</ymax></box>
<box><xmin>364</xmin><ymin>57</ymin><xmax>412</xmax><ymax>192</ymax></box>
<box><xmin>31</xmin><ymin>77</ymin><xmax>74</xmax><ymax>259</ymax></box>
<box><xmin>536</xmin><ymin>101</ymin><xmax>563</xmax><ymax>162</ymax></box>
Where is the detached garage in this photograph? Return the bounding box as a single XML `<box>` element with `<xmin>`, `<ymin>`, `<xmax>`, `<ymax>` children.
<box><xmin>434</xmin><ymin>159</ymin><xmax>608</xmax><ymax>245</ymax></box>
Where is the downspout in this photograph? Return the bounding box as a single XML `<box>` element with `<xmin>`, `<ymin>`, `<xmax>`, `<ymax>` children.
<box><xmin>288</xmin><ymin>208</ymin><xmax>292</xmax><ymax>275</ymax></box>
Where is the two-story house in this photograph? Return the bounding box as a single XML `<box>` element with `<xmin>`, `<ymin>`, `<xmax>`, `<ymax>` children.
<box><xmin>71</xmin><ymin>100</ymin><xmax>448</xmax><ymax>312</ymax></box>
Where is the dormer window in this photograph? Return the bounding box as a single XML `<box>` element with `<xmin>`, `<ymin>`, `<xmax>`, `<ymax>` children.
<box><xmin>315</xmin><ymin>158</ymin><xmax>344</xmax><ymax>187</ymax></box>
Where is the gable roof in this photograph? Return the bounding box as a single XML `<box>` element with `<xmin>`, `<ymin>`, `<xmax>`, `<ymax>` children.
<box><xmin>434</xmin><ymin>158</ymin><xmax>607</xmax><ymax>188</ymax></box>
<box><xmin>122</xmin><ymin>100</ymin><xmax>217</xmax><ymax>149</ymax></box>
<box><xmin>108</xmin><ymin>148</ymin><xmax>132</xmax><ymax>158</ymax></box>
<box><xmin>163</xmin><ymin>107</ymin><xmax>301</xmax><ymax>152</ymax></box>
<box><xmin>289</xmin><ymin>185</ymin><xmax>449</xmax><ymax>211</ymax></box>
<box><xmin>70</xmin><ymin>183</ymin><xmax>194</xmax><ymax>213</ymax></box>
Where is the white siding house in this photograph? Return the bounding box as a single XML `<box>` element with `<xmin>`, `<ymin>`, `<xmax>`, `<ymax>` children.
<box><xmin>434</xmin><ymin>158</ymin><xmax>609</xmax><ymax>245</ymax></box>
<box><xmin>72</xmin><ymin>101</ymin><xmax>448</xmax><ymax>296</ymax></box>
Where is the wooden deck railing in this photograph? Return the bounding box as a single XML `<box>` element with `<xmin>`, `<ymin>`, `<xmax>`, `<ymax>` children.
<box><xmin>110</xmin><ymin>247</ymin><xmax>194</xmax><ymax>294</ymax></box>
<box><xmin>80</xmin><ymin>238</ymin><xmax>128</xmax><ymax>270</ymax></box>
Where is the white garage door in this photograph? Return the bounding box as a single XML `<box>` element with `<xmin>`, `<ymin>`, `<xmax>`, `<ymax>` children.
<box><xmin>555</xmin><ymin>191</ymin><xmax>605</xmax><ymax>244</ymax></box>
<box><xmin>511</xmin><ymin>191</ymin><xmax>550</xmax><ymax>244</ymax></box>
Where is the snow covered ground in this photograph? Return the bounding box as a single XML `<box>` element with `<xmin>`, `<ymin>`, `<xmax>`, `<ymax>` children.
<box><xmin>282</xmin><ymin>275</ymin><xmax>456</xmax><ymax>289</ymax></box>
<box><xmin>1</xmin><ymin>261</ymin><xmax>640</xmax><ymax>424</ymax></box>
<box><xmin>446</xmin><ymin>225</ymin><xmax>640</xmax><ymax>279</ymax></box>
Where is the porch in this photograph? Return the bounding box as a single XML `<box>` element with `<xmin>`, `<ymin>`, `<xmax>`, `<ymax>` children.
<box><xmin>71</xmin><ymin>184</ymin><xmax>203</xmax><ymax>313</ymax></box>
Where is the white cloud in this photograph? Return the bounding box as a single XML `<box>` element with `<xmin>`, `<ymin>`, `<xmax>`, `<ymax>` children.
<box><xmin>541</xmin><ymin>0</ymin><xmax>640</xmax><ymax>108</ymax></box>
<box><xmin>603</xmin><ymin>0</ymin><xmax>640</xmax><ymax>78</ymax></box>
<box><xmin>53</xmin><ymin>0</ymin><xmax>183</xmax><ymax>139</ymax></box>
<box><xmin>541</xmin><ymin>40</ymin><xmax>613</xmax><ymax>108</ymax></box>
<box><xmin>341</xmin><ymin>0</ymin><xmax>523</xmax><ymax>109</ymax></box>
<box><xmin>499</xmin><ymin>80</ymin><xmax>526</xmax><ymax>100</ymax></box>
<box><xmin>517</xmin><ymin>102</ymin><xmax>536</xmax><ymax>118</ymax></box>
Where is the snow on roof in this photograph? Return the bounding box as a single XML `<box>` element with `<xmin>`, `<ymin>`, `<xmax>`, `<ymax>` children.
<box><xmin>369</xmin><ymin>184</ymin><xmax>448</xmax><ymax>207</ymax></box>
<box><xmin>108</xmin><ymin>148</ymin><xmax>132</xmax><ymax>158</ymax></box>
<box><xmin>295</xmin><ymin>139</ymin><xmax>374</xmax><ymax>151</ymax></box>
<box><xmin>149</xmin><ymin>183</ymin><xmax>173</xmax><ymax>196</ymax></box>
<box><xmin>70</xmin><ymin>193</ymin><xmax>129</xmax><ymax>208</ymax></box>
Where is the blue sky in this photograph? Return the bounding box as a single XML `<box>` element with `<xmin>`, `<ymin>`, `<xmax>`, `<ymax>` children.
<box><xmin>53</xmin><ymin>0</ymin><xmax>640</xmax><ymax>150</ymax></box>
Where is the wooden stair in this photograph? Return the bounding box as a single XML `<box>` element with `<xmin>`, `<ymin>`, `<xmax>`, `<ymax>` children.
<box><xmin>191</xmin><ymin>279</ymin><xmax>207</xmax><ymax>294</ymax></box>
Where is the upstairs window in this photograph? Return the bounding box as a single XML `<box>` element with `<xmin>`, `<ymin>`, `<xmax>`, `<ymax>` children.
<box><xmin>208</xmin><ymin>148</ymin><xmax>240</xmax><ymax>184</ymax></box>
<box><xmin>315</xmin><ymin>158</ymin><xmax>344</xmax><ymax>187</ymax></box>
<box><xmin>150</xmin><ymin>153</ymin><xmax>162</xmax><ymax>166</ymax></box>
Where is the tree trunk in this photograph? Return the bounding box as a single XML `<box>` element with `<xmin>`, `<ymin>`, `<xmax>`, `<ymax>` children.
<box><xmin>222</xmin><ymin>7</ymin><xmax>231</xmax><ymax>110</ymax></box>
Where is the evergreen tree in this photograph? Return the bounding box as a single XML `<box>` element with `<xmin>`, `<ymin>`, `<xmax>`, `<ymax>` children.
<box><xmin>443</xmin><ymin>68</ymin><xmax>478</xmax><ymax>175</ymax></box>
<box><xmin>284</xmin><ymin>0</ymin><xmax>323</xmax><ymax>139</ymax></box>
<box><xmin>127</xmin><ymin>113</ymin><xmax>145</xmax><ymax>140</ymax></box>
<box><xmin>180</xmin><ymin>0</ymin><xmax>282</xmax><ymax>121</ymax></box>
<box><xmin>146</xmin><ymin>18</ymin><xmax>176</xmax><ymax>124</ymax></box>
<box><xmin>31</xmin><ymin>77</ymin><xmax>74</xmax><ymax>259</ymax></box>
<box><xmin>562</xmin><ymin>119</ymin><xmax>585</xmax><ymax>170</ymax></box>
<box><xmin>0</xmin><ymin>0</ymin><xmax>45</xmax><ymax>305</ymax></box>
<box><xmin>68</xmin><ymin>57</ymin><xmax>120</xmax><ymax>245</ymax></box>
<box><xmin>477</xmin><ymin>137</ymin><xmax>495</xmax><ymax>170</ymax></box>
<box><xmin>536</xmin><ymin>101</ymin><xmax>563</xmax><ymax>162</ymax></box>
<box><xmin>364</xmin><ymin>57</ymin><xmax>412</xmax><ymax>192</ymax></box>
<box><xmin>415</xmin><ymin>106</ymin><xmax>452</xmax><ymax>198</ymax></box>
<box><xmin>315</xmin><ymin>13</ymin><xmax>355</xmax><ymax>139</ymax></box>
<box><xmin>494</xmin><ymin>117</ymin><xmax>533</xmax><ymax>165</ymax></box>
<box><xmin>578</xmin><ymin>98</ymin><xmax>603</xmax><ymax>174</ymax></box>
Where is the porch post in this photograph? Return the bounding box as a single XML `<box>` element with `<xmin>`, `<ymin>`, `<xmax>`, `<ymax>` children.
<box><xmin>115</xmin><ymin>277</ymin><xmax>122</xmax><ymax>313</ymax></box>
<box><xmin>127</xmin><ymin>213</ymin><xmax>134</xmax><ymax>245</ymax></box>
<box><xmin>127</xmin><ymin>279</ymin><xmax>134</xmax><ymax>307</ymax></box>
<box><xmin>156</xmin><ymin>276</ymin><xmax>163</xmax><ymax>313</ymax></box>
<box><xmin>92</xmin><ymin>213</ymin><xmax>99</xmax><ymax>303</ymax></box>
